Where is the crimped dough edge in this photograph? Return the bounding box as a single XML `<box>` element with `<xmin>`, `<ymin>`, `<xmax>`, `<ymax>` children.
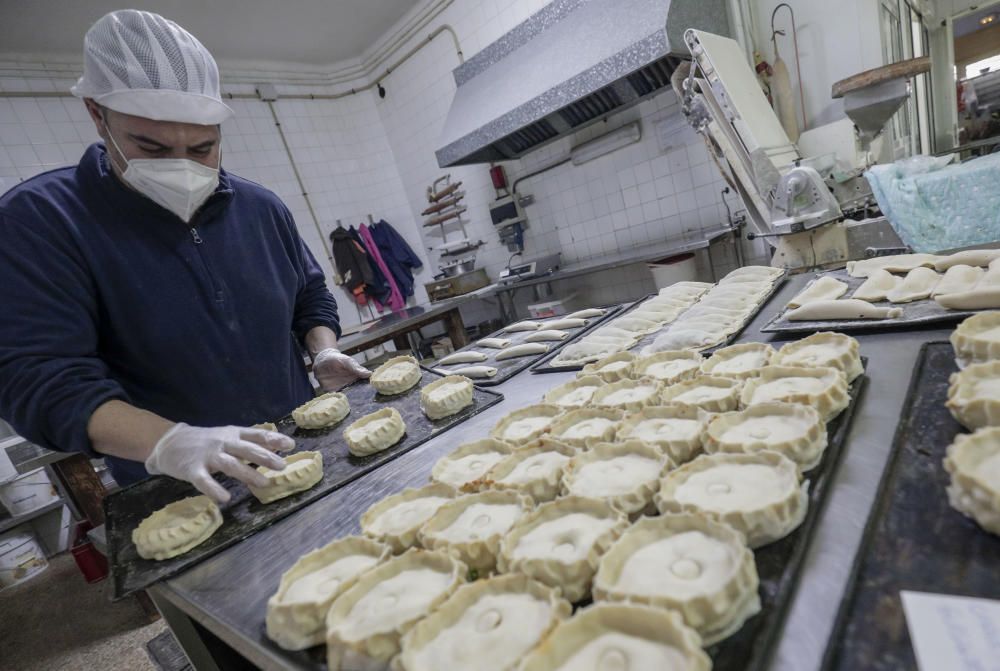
<box><xmin>430</xmin><ymin>438</ymin><xmax>515</xmax><ymax>489</ymax></box>
<box><xmin>946</xmin><ymin>361</ymin><xmax>1000</xmax><ymax>430</ymax></box>
<box><xmin>542</xmin><ymin>375</ymin><xmax>606</xmax><ymax>408</ymax></box>
<box><xmin>617</xmin><ymin>403</ymin><xmax>707</xmax><ymax>464</ymax></box>
<box><xmin>132</xmin><ymin>495</ymin><xmax>223</xmax><ymax>561</ymax></box>
<box><xmin>772</xmin><ymin>332</ymin><xmax>864</xmax><ymax>382</ymax></box>
<box><xmin>292</xmin><ymin>391</ymin><xmax>351</xmax><ymax>429</ymax></box>
<box><xmin>580</xmin><ymin>352</ymin><xmax>638</xmax><ymax>382</ymax></box>
<box><xmin>474</xmin><ymin>439</ymin><xmax>577</xmax><ymax>502</ymax></box>
<box><xmin>370</xmin><ymin>355</ymin><xmax>422</xmax><ymax>395</ymax></box>
<box><xmin>632</xmin><ymin>350</ymin><xmax>704</xmax><ymax>384</ymax></box>
<box><xmin>489</xmin><ymin>404</ymin><xmax>565</xmax><ymax>445</ymax></box>
<box><xmin>701</xmin><ymin>342</ymin><xmax>776</xmax><ymax>379</ymax></box>
<box><xmin>421</xmin><ymin>375</ymin><xmax>475</xmax><ymax>420</ymax></box>
<box><xmin>660</xmin><ymin>374</ymin><xmax>744</xmax><ymax>412</ymax></box>
<box><xmin>345</xmin><ymin>407</ymin><xmax>406</xmax><ymax>456</ymax></box>
<box><xmin>591</xmin><ymin>378</ymin><xmax>665</xmax><ymax>413</ymax></box>
<box><xmin>704</xmin><ymin>402</ymin><xmax>828</xmax><ymax>471</ymax></box>
<box><xmin>266</xmin><ymin>535</ymin><xmax>391</xmax><ymax>650</ymax></box>
<box><xmin>360</xmin><ymin>483</ymin><xmax>457</xmax><ymax>553</ymax></box>
<box><xmin>740</xmin><ymin>365</ymin><xmax>850</xmax><ymax>422</ymax></box>
<box><xmin>560</xmin><ymin>440</ymin><xmax>673</xmax><ymax>516</ymax></box>
<box><xmin>547</xmin><ymin>407</ymin><xmax>625</xmax><ymax>448</ymax></box>
<box><xmin>249</xmin><ymin>451</ymin><xmax>324</xmax><ymax>503</ymax></box>
<box><xmin>951</xmin><ymin>311</ymin><xmax>1000</xmax><ymax>365</ymax></box>
<box><xmin>943</xmin><ymin>427</ymin><xmax>1000</xmax><ymax>535</ymax></box>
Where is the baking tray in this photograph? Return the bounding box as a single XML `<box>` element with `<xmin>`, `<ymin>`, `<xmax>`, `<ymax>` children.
<box><xmin>760</xmin><ymin>269</ymin><xmax>976</xmax><ymax>335</ymax></box>
<box><xmin>434</xmin><ymin>304</ymin><xmax>626</xmax><ymax>385</ymax></box>
<box><xmin>821</xmin><ymin>343</ymin><xmax>1000</xmax><ymax>671</ymax></box>
<box><xmin>105</xmin><ymin>368</ymin><xmax>503</xmax><ymax>599</ymax></box>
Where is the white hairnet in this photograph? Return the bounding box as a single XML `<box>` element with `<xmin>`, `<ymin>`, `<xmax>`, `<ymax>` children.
<box><xmin>71</xmin><ymin>9</ymin><xmax>233</xmax><ymax>125</ymax></box>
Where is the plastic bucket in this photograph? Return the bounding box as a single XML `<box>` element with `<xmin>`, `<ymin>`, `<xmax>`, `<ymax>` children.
<box><xmin>0</xmin><ymin>469</ymin><xmax>59</xmax><ymax>516</ymax></box>
<box><xmin>0</xmin><ymin>447</ymin><xmax>16</xmax><ymax>484</ymax></box>
<box><xmin>0</xmin><ymin>528</ymin><xmax>48</xmax><ymax>589</ymax></box>
<box><xmin>647</xmin><ymin>253</ymin><xmax>697</xmax><ymax>289</ymax></box>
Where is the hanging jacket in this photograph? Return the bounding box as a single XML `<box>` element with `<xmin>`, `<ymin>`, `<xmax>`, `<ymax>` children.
<box><xmin>348</xmin><ymin>225</ymin><xmax>391</xmax><ymax>308</ymax></box>
<box><xmin>330</xmin><ymin>226</ymin><xmax>374</xmax><ymax>296</ymax></box>
<box><xmin>369</xmin><ymin>219</ymin><xmax>423</xmax><ymax>299</ymax></box>
<box><xmin>359</xmin><ymin>224</ymin><xmax>405</xmax><ymax>312</ymax></box>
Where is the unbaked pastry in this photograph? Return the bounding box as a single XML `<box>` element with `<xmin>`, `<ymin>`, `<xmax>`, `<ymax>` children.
<box><xmin>524</xmin><ymin>329</ymin><xmax>570</xmax><ymax>343</ymax></box>
<box><xmin>580</xmin><ymin>352</ymin><xmax>637</xmax><ymax>382</ymax></box>
<box><xmin>936</xmin><ymin>287</ymin><xmax>1000</xmax><ymax>310</ymax></box>
<box><xmin>325</xmin><ymin>549</ymin><xmax>465</xmax><ymax>668</ymax></box>
<box><xmin>293</xmin><ymin>392</ymin><xmax>350</xmax><ymax>430</ymax></box>
<box><xmin>886</xmin><ymin>267</ymin><xmax>940</xmax><ymax>303</ymax></box>
<box><xmin>431</xmin><ymin>439</ymin><xmax>515</xmax><ymax>490</ymax></box>
<box><xmin>545</xmin><ymin>318</ymin><xmax>589</xmax><ymax>330</ymax></box>
<box><xmin>561</xmin><ymin>441</ymin><xmax>672</xmax><ymax>516</ymax></box>
<box><xmin>478</xmin><ymin>338</ymin><xmax>511</xmax><ymax>349</ymax></box>
<box><xmin>437</xmin><ymin>351</ymin><xmax>488</xmax><ymax>366</ymax></box>
<box><xmin>933</xmin><ymin>264</ymin><xmax>984</xmax><ymax>297</ymax></box>
<box><xmin>946</xmin><ymin>361</ymin><xmax>1000</xmax><ymax>430</ymax></box>
<box><xmin>497</xmin><ymin>496</ymin><xmax>629</xmax><ymax>602</ymax></box>
<box><xmin>616</xmin><ymin>404</ymin><xmax>706</xmax><ymax>464</ymax></box>
<box><xmin>490</xmin><ymin>404</ymin><xmax>564</xmax><ymax>445</ymax></box>
<box><xmin>785</xmin><ymin>299</ymin><xmax>903</xmax><ymax>321</ymax></box>
<box><xmin>266</xmin><ymin>536</ymin><xmax>391</xmax><ymax>650</ymax></box>
<box><xmin>641</xmin><ymin>327</ymin><xmax>726</xmax><ymax>354</ymax></box>
<box><xmin>565</xmin><ymin>308</ymin><xmax>607</xmax><ymax>320</ymax></box>
<box><xmin>591</xmin><ymin>378</ymin><xmax>663</xmax><ymax>413</ymax></box>
<box><xmin>360</xmin><ymin>483</ymin><xmax>457</xmax><ymax>553</ymax></box>
<box><xmin>772</xmin><ymin>331</ymin><xmax>864</xmax><ymax>382</ymax></box>
<box><xmin>542</xmin><ymin>375</ymin><xmax>606</xmax><ymax>409</ymax></box>
<box><xmin>397</xmin><ymin>573</ymin><xmax>571</xmax><ymax>671</ymax></box>
<box><xmin>943</xmin><ymin>427</ymin><xmax>1000</xmax><ymax>535</ymax></box>
<box><xmin>609</xmin><ymin>316</ymin><xmax>660</xmax><ymax>334</ymax></box>
<box><xmin>723</xmin><ymin>265</ymin><xmax>785</xmax><ymax>282</ymax></box>
<box><xmin>344</xmin><ymin>407</ymin><xmax>406</xmax><ymax>457</ymax></box>
<box><xmin>740</xmin><ymin>365</ymin><xmax>850</xmax><ymax>421</ymax></box>
<box><xmin>632</xmin><ymin>350</ymin><xmax>703</xmax><ymax>385</ymax></box>
<box><xmin>701</xmin><ymin>342</ymin><xmax>775</xmax><ymax>379</ymax></box>
<box><xmin>934</xmin><ymin>249</ymin><xmax>1000</xmax><ymax>271</ymax></box>
<box><xmin>852</xmin><ymin>268</ymin><xmax>900</xmax><ymax>302</ymax></box>
<box><xmin>846</xmin><ymin>253</ymin><xmax>940</xmax><ymax>278</ymax></box>
<box><xmin>551</xmin><ymin>341</ymin><xmax>618</xmax><ymax>367</ymax></box>
<box><xmin>435</xmin><ymin>365</ymin><xmax>497</xmax><ymax>379</ymax></box>
<box><xmin>478</xmin><ymin>439</ymin><xmax>576</xmax><ymax>502</ymax></box>
<box><xmin>704</xmin><ymin>402</ymin><xmax>827</xmax><ymax>470</ymax></box>
<box><xmin>495</xmin><ymin>343</ymin><xmax>550</xmax><ymax>360</ymax></box>
<box><xmin>503</xmin><ymin>320</ymin><xmax>542</xmax><ymax>333</ymax></box>
<box><xmin>660</xmin><ymin>375</ymin><xmax>743</xmax><ymax>413</ymax></box>
<box><xmin>419</xmin><ymin>490</ymin><xmax>533</xmax><ymax>571</ymax></box>
<box><xmin>421</xmin><ymin>375</ymin><xmax>475</xmax><ymax>420</ymax></box>
<box><xmin>591</xmin><ymin>513</ymin><xmax>759</xmax><ymax>645</ymax></box>
<box><xmin>253</xmin><ymin>421</ymin><xmax>278</xmax><ymax>432</ymax></box>
<box><xmin>786</xmin><ymin>276</ymin><xmax>848</xmax><ymax>309</ymax></box>
<box><xmin>547</xmin><ymin>408</ymin><xmax>624</xmax><ymax>449</ymax></box>
<box><xmin>370</xmin><ymin>355</ymin><xmax>422</xmax><ymax>395</ymax></box>
<box><xmin>950</xmin><ymin>312</ymin><xmax>1000</xmax><ymax>365</ymax></box>
<box><xmin>518</xmin><ymin>602</ymin><xmax>710</xmax><ymax>671</ymax></box>
<box><xmin>132</xmin><ymin>495</ymin><xmax>223</xmax><ymax>561</ymax></box>
<box><xmin>656</xmin><ymin>451</ymin><xmax>808</xmax><ymax>548</ymax></box>
<box><xmin>249</xmin><ymin>451</ymin><xmax>324</xmax><ymax>503</ymax></box>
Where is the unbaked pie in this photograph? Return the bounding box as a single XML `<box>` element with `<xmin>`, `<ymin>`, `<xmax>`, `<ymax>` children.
<box><xmin>503</xmin><ymin>320</ymin><xmax>543</xmax><ymax>333</ymax></box>
<box><xmin>943</xmin><ymin>427</ymin><xmax>1000</xmax><ymax>535</ymax></box>
<box><xmin>886</xmin><ymin>267</ymin><xmax>940</xmax><ymax>303</ymax></box>
<box><xmin>591</xmin><ymin>513</ymin><xmax>759</xmax><ymax>645</ymax></box>
<box><xmin>846</xmin><ymin>253</ymin><xmax>940</xmax><ymax>278</ymax></box>
<box><xmin>397</xmin><ymin>573</ymin><xmax>571</xmax><ymax>671</ymax></box>
<box><xmin>704</xmin><ymin>402</ymin><xmax>828</xmax><ymax>471</ymax></box>
<box><xmin>591</xmin><ymin>378</ymin><xmax>663</xmax><ymax>413</ymax></box>
<box><xmin>421</xmin><ymin>375</ymin><xmax>475</xmax><ymax>420</ymax></box>
<box><xmin>266</xmin><ymin>536</ymin><xmax>391</xmax><ymax>650</ymax></box>
<box><xmin>478</xmin><ymin>337</ymin><xmax>512</xmax><ymax>349</ymax></box>
<box><xmin>490</xmin><ymin>404</ymin><xmax>564</xmax><ymax>445</ymax></box>
<box><xmin>561</xmin><ymin>441</ymin><xmax>672</xmax><ymax>516</ymax></box>
<box><xmin>479</xmin><ymin>439</ymin><xmax>576</xmax><ymax>502</ymax></box>
<box><xmin>656</xmin><ymin>451</ymin><xmax>808</xmax><ymax>548</ymax></box>
<box><xmin>701</xmin><ymin>343</ymin><xmax>774</xmax><ymax>379</ymax></box>
<box><xmin>496</xmin><ymin>343</ymin><xmax>551</xmax><ymax>360</ymax></box>
<box><xmin>344</xmin><ymin>407</ymin><xmax>406</xmax><ymax>457</ymax></box>
<box><xmin>431</xmin><ymin>439</ymin><xmax>514</xmax><ymax>490</ymax></box>
<box><xmin>581</xmin><ymin>352</ymin><xmax>637</xmax><ymax>382</ymax></box>
<box><xmin>786</xmin><ymin>276</ymin><xmax>848</xmax><ymax>309</ymax></box>
<box><xmin>951</xmin><ymin>312</ymin><xmax>1000</xmax><ymax>366</ymax></box>
<box><xmin>632</xmin><ymin>350</ymin><xmax>703</xmax><ymax>385</ymax></box>
<box><xmin>419</xmin><ymin>490</ymin><xmax>533</xmax><ymax>572</ymax></box>
<box><xmin>616</xmin><ymin>404</ymin><xmax>707</xmax><ymax>465</ymax></box>
<box><xmin>132</xmin><ymin>495</ymin><xmax>223</xmax><ymax>561</ymax></box>
<box><xmin>498</xmin><ymin>496</ymin><xmax>629</xmax><ymax>603</ymax></box>
<box><xmin>325</xmin><ymin>549</ymin><xmax>465</xmax><ymax>668</ymax></box>
<box><xmin>852</xmin><ymin>268</ymin><xmax>900</xmax><ymax>302</ymax></box>
<box><xmin>292</xmin><ymin>392</ymin><xmax>350</xmax><ymax>430</ymax></box>
<box><xmin>542</xmin><ymin>375</ymin><xmax>606</xmax><ymax>409</ymax></box>
<box><xmin>551</xmin><ymin>341</ymin><xmax>618</xmax><ymax>367</ymax></box>
<box><xmin>435</xmin><ymin>365</ymin><xmax>498</xmax><ymax>379</ymax></box>
<box><xmin>566</xmin><ymin>307</ymin><xmax>608</xmax><ymax>319</ymax></box>
<box><xmin>660</xmin><ymin>375</ymin><xmax>743</xmax><ymax>412</ymax></box>
<box><xmin>370</xmin><ymin>355</ymin><xmax>422</xmax><ymax>395</ymax></box>
<box><xmin>740</xmin><ymin>365</ymin><xmax>849</xmax><ymax>422</ymax></box>
<box><xmin>360</xmin><ymin>483</ymin><xmax>457</xmax><ymax>553</ymax></box>
<box><xmin>437</xmin><ymin>351</ymin><xmax>489</xmax><ymax>366</ymax></box>
<box><xmin>723</xmin><ymin>265</ymin><xmax>784</xmax><ymax>282</ymax></box>
<box><xmin>524</xmin><ymin>329</ymin><xmax>570</xmax><ymax>343</ymax></box>
<box><xmin>547</xmin><ymin>408</ymin><xmax>624</xmax><ymax>449</ymax></box>
<box><xmin>518</xmin><ymin>602</ymin><xmax>710</xmax><ymax>671</ymax></box>
<box><xmin>772</xmin><ymin>332</ymin><xmax>863</xmax><ymax>382</ymax></box>
<box><xmin>946</xmin><ymin>361</ymin><xmax>1000</xmax><ymax>430</ymax></box>
<box><xmin>249</xmin><ymin>451</ymin><xmax>324</xmax><ymax>503</ymax></box>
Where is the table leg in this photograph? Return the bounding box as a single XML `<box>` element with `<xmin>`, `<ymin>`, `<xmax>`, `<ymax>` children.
<box><xmin>392</xmin><ymin>334</ymin><xmax>411</xmax><ymax>352</ymax></box>
<box><xmin>148</xmin><ymin>590</ymin><xmax>222</xmax><ymax>671</ymax></box>
<box><xmin>51</xmin><ymin>453</ymin><xmax>106</xmax><ymax>526</ymax></box>
<box><xmin>444</xmin><ymin>308</ymin><xmax>469</xmax><ymax>348</ymax></box>
<box><xmin>705</xmin><ymin>245</ymin><xmax>718</xmax><ymax>282</ymax></box>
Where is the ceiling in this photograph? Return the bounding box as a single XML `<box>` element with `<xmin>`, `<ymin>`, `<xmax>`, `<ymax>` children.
<box><xmin>953</xmin><ymin>3</ymin><xmax>1000</xmax><ymax>37</ymax></box>
<box><xmin>0</xmin><ymin>0</ymin><xmax>421</xmax><ymax>65</ymax></box>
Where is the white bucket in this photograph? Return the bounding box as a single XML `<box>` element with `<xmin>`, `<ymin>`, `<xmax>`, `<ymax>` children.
<box><xmin>647</xmin><ymin>253</ymin><xmax>697</xmax><ymax>289</ymax></box>
<box><xmin>0</xmin><ymin>446</ymin><xmax>16</xmax><ymax>484</ymax></box>
<box><xmin>0</xmin><ymin>469</ymin><xmax>59</xmax><ymax>516</ymax></box>
<box><xmin>0</xmin><ymin>528</ymin><xmax>48</xmax><ymax>589</ymax></box>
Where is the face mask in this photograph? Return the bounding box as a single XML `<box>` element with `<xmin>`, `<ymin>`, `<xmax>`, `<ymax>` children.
<box><xmin>105</xmin><ymin>126</ymin><xmax>220</xmax><ymax>223</ymax></box>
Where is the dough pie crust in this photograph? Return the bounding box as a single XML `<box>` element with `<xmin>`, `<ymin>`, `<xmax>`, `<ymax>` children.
<box><xmin>701</xmin><ymin>343</ymin><xmax>775</xmax><ymax>379</ymax></box>
<box><xmin>490</xmin><ymin>404</ymin><xmax>564</xmax><ymax>445</ymax></box>
<box><xmin>741</xmin><ymin>365</ymin><xmax>850</xmax><ymax>422</ymax></box>
<box><xmin>431</xmin><ymin>439</ymin><xmax>515</xmax><ymax>490</ymax></box>
<box><xmin>478</xmin><ymin>439</ymin><xmax>577</xmax><ymax>502</ymax></box>
<box><xmin>517</xmin><ymin>602</ymin><xmax>710</xmax><ymax>671</ymax></box>
<box><xmin>419</xmin><ymin>490</ymin><xmax>533</xmax><ymax>571</ymax></box>
<box><xmin>943</xmin><ymin>427</ymin><xmax>1000</xmax><ymax>535</ymax></box>
<box><xmin>249</xmin><ymin>451</ymin><xmax>324</xmax><ymax>503</ymax></box>
<box><xmin>344</xmin><ymin>407</ymin><xmax>406</xmax><ymax>456</ymax></box>
<box><xmin>266</xmin><ymin>535</ymin><xmax>391</xmax><ymax>650</ymax></box>
<box><xmin>591</xmin><ymin>513</ymin><xmax>760</xmax><ymax>645</ymax></box>
<box><xmin>325</xmin><ymin>549</ymin><xmax>465</xmax><ymax>668</ymax></box>
<box><xmin>546</xmin><ymin>408</ymin><xmax>624</xmax><ymax>449</ymax></box>
<box><xmin>705</xmin><ymin>402</ymin><xmax>828</xmax><ymax>471</ymax></box>
<box><xmin>632</xmin><ymin>350</ymin><xmax>703</xmax><ymax>385</ymax></box>
<box><xmin>946</xmin><ymin>361</ymin><xmax>1000</xmax><ymax>430</ymax></box>
<box><xmin>580</xmin><ymin>352</ymin><xmax>637</xmax><ymax>383</ymax></box>
<box><xmin>660</xmin><ymin>375</ymin><xmax>743</xmax><ymax>413</ymax></box>
<box><xmin>591</xmin><ymin>378</ymin><xmax>664</xmax><ymax>413</ymax></box>
<box><xmin>370</xmin><ymin>355</ymin><xmax>422</xmax><ymax>395</ymax></box>
<box><xmin>543</xmin><ymin>375</ymin><xmax>606</xmax><ymax>409</ymax></box>
<box><xmin>561</xmin><ymin>441</ymin><xmax>673</xmax><ymax>516</ymax></box>
<box><xmin>616</xmin><ymin>404</ymin><xmax>707</xmax><ymax>465</ymax></box>
<box><xmin>951</xmin><ymin>312</ymin><xmax>1000</xmax><ymax>366</ymax></box>
<box><xmin>132</xmin><ymin>495</ymin><xmax>223</xmax><ymax>561</ymax></box>
<box><xmin>360</xmin><ymin>483</ymin><xmax>457</xmax><ymax>553</ymax></box>
<box><xmin>421</xmin><ymin>375</ymin><xmax>475</xmax><ymax>420</ymax></box>
<box><xmin>656</xmin><ymin>451</ymin><xmax>808</xmax><ymax>548</ymax></box>
<box><xmin>397</xmin><ymin>573</ymin><xmax>571</xmax><ymax>671</ymax></box>
<box><xmin>497</xmin><ymin>496</ymin><xmax>629</xmax><ymax>603</ymax></box>
<box><xmin>772</xmin><ymin>332</ymin><xmax>864</xmax><ymax>382</ymax></box>
<box><xmin>293</xmin><ymin>392</ymin><xmax>350</xmax><ymax>430</ymax></box>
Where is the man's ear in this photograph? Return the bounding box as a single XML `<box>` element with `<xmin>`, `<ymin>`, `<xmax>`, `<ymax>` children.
<box><xmin>83</xmin><ymin>99</ymin><xmax>108</xmax><ymax>136</ymax></box>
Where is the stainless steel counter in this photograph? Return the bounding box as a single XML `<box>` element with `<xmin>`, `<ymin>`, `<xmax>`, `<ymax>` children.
<box><xmin>151</xmin><ymin>272</ymin><xmax>952</xmax><ymax>671</ymax></box>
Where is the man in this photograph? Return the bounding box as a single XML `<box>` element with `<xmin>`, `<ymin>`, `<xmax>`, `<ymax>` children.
<box><xmin>0</xmin><ymin>10</ymin><xmax>369</xmax><ymax>503</ymax></box>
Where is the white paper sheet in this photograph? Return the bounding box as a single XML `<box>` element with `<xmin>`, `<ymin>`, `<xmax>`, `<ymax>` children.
<box><xmin>901</xmin><ymin>590</ymin><xmax>1000</xmax><ymax>671</ymax></box>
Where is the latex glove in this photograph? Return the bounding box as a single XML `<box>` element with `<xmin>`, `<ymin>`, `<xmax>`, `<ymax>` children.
<box><xmin>146</xmin><ymin>423</ymin><xmax>294</xmax><ymax>503</ymax></box>
<box><xmin>313</xmin><ymin>347</ymin><xmax>371</xmax><ymax>391</ymax></box>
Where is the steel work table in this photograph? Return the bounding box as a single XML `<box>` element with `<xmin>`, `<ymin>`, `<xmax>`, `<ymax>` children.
<box><xmin>148</xmin><ymin>271</ymin><xmax>951</xmax><ymax>671</ymax></box>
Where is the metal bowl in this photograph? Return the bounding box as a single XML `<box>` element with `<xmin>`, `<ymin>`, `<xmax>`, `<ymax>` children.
<box><xmin>457</xmin><ymin>258</ymin><xmax>476</xmax><ymax>273</ymax></box>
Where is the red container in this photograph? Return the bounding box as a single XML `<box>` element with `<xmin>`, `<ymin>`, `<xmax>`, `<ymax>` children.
<box><xmin>489</xmin><ymin>165</ymin><xmax>508</xmax><ymax>189</ymax></box>
<box><xmin>70</xmin><ymin>521</ymin><xmax>108</xmax><ymax>584</ymax></box>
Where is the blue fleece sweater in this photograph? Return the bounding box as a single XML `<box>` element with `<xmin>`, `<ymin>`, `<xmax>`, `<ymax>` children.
<box><xmin>0</xmin><ymin>144</ymin><xmax>340</xmax><ymax>485</ymax></box>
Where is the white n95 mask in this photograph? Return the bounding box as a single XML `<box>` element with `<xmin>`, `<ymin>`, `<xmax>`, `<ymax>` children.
<box><xmin>106</xmin><ymin>129</ymin><xmax>220</xmax><ymax>223</ymax></box>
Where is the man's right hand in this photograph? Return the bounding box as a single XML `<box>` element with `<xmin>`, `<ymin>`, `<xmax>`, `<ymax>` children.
<box><xmin>145</xmin><ymin>423</ymin><xmax>294</xmax><ymax>503</ymax></box>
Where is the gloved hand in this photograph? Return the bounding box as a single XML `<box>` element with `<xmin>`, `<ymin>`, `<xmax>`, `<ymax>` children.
<box><xmin>146</xmin><ymin>423</ymin><xmax>294</xmax><ymax>503</ymax></box>
<box><xmin>313</xmin><ymin>347</ymin><xmax>371</xmax><ymax>391</ymax></box>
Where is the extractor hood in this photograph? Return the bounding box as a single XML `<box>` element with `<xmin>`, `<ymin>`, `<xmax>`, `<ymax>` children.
<box><xmin>435</xmin><ymin>0</ymin><xmax>732</xmax><ymax>167</ymax></box>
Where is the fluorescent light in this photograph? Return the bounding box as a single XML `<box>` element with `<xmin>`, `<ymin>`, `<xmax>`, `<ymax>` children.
<box><xmin>980</xmin><ymin>13</ymin><xmax>996</xmax><ymax>25</ymax></box>
<box><xmin>570</xmin><ymin>122</ymin><xmax>642</xmax><ymax>166</ymax></box>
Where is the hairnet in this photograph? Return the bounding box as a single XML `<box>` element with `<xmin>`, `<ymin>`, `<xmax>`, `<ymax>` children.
<box><xmin>71</xmin><ymin>9</ymin><xmax>233</xmax><ymax>125</ymax></box>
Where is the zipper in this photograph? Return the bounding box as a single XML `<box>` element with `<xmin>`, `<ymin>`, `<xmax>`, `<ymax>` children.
<box><xmin>189</xmin><ymin>227</ymin><xmax>203</xmax><ymax>244</ymax></box>
<box><xmin>188</xmin><ymin>226</ymin><xmax>225</xmax><ymax>304</ymax></box>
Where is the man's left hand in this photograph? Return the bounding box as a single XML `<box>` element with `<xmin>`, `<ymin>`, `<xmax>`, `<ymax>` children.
<box><xmin>313</xmin><ymin>347</ymin><xmax>371</xmax><ymax>391</ymax></box>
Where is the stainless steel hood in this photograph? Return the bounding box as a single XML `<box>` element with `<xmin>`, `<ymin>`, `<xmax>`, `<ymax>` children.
<box><xmin>435</xmin><ymin>0</ymin><xmax>732</xmax><ymax>167</ymax></box>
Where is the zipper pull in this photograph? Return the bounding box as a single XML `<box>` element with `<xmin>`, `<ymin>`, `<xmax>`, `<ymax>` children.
<box><xmin>190</xmin><ymin>227</ymin><xmax>203</xmax><ymax>244</ymax></box>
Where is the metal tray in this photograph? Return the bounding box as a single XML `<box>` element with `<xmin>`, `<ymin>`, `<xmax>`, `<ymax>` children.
<box><xmin>434</xmin><ymin>304</ymin><xmax>625</xmax><ymax>385</ymax></box>
<box><xmin>760</xmin><ymin>269</ymin><xmax>976</xmax><ymax>335</ymax></box>
<box><xmin>821</xmin><ymin>343</ymin><xmax>1000</xmax><ymax>671</ymax></box>
<box><xmin>105</xmin><ymin>368</ymin><xmax>503</xmax><ymax>599</ymax></box>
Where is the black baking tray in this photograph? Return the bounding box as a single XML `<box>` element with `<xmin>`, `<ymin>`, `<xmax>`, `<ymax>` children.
<box><xmin>821</xmin><ymin>343</ymin><xmax>1000</xmax><ymax>671</ymax></box>
<box><xmin>434</xmin><ymin>304</ymin><xmax>625</xmax><ymax>385</ymax></box>
<box><xmin>105</xmin><ymin>368</ymin><xmax>503</xmax><ymax>599</ymax></box>
<box><xmin>760</xmin><ymin>269</ymin><xmax>976</xmax><ymax>335</ymax></box>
